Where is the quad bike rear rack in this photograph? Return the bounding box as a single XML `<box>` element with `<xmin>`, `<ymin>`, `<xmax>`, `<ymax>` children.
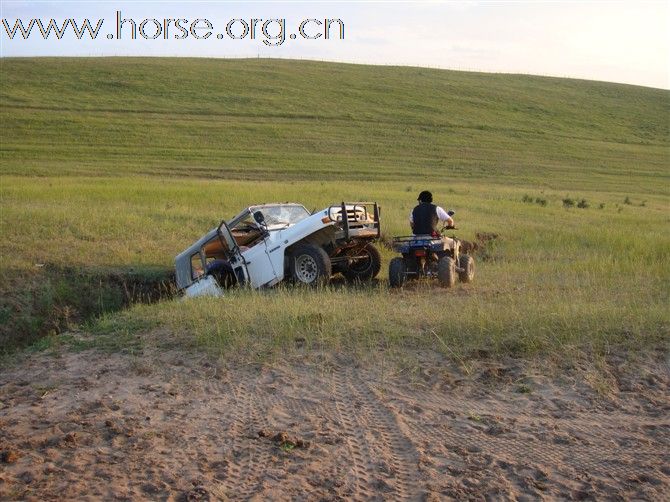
<box><xmin>392</xmin><ymin>235</ymin><xmax>447</xmax><ymax>254</ymax></box>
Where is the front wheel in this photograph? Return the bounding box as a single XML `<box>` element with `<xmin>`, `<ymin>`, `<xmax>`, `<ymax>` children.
<box><xmin>206</xmin><ymin>260</ymin><xmax>237</xmax><ymax>289</ymax></box>
<box><xmin>438</xmin><ymin>256</ymin><xmax>456</xmax><ymax>288</ymax></box>
<box><xmin>458</xmin><ymin>255</ymin><xmax>475</xmax><ymax>283</ymax></box>
<box><xmin>290</xmin><ymin>244</ymin><xmax>332</xmax><ymax>286</ymax></box>
<box><xmin>389</xmin><ymin>257</ymin><xmax>407</xmax><ymax>288</ymax></box>
<box><xmin>342</xmin><ymin>244</ymin><xmax>382</xmax><ymax>282</ymax></box>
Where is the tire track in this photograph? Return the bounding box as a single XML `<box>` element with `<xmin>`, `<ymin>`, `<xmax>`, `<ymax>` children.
<box><xmin>219</xmin><ymin>380</ymin><xmax>273</xmax><ymax>500</ymax></box>
<box><xmin>330</xmin><ymin>368</ymin><xmax>377</xmax><ymax>500</ymax></box>
<box><xmin>348</xmin><ymin>373</ymin><xmax>423</xmax><ymax>501</ymax></box>
<box><xmin>331</xmin><ymin>367</ymin><xmax>424</xmax><ymax>501</ymax></box>
<box><xmin>385</xmin><ymin>385</ymin><xmax>668</xmax><ymax>482</ymax></box>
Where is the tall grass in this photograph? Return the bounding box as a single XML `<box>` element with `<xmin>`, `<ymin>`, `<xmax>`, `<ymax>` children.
<box><xmin>2</xmin><ymin>175</ymin><xmax>668</xmax><ymax>359</ymax></box>
<box><xmin>93</xmin><ymin>281</ymin><xmax>668</xmax><ymax>364</ymax></box>
<box><xmin>2</xmin><ymin>176</ymin><xmax>667</xmax><ymax>271</ymax></box>
<box><xmin>1</xmin><ymin>58</ymin><xmax>668</xmax><ymax>359</ymax></box>
<box><xmin>64</xmin><ymin>175</ymin><xmax>667</xmax><ymax>363</ymax></box>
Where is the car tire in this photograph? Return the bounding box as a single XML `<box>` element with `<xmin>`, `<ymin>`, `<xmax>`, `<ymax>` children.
<box><xmin>458</xmin><ymin>254</ymin><xmax>475</xmax><ymax>283</ymax></box>
<box><xmin>205</xmin><ymin>259</ymin><xmax>237</xmax><ymax>289</ymax></box>
<box><xmin>290</xmin><ymin>244</ymin><xmax>332</xmax><ymax>286</ymax></box>
<box><xmin>438</xmin><ymin>256</ymin><xmax>456</xmax><ymax>288</ymax></box>
<box><xmin>389</xmin><ymin>257</ymin><xmax>407</xmax><ymax>288</ymax></box>
<box><xmin>343</xmin><ymin>244</ymin><xmax>382</xmax><ymax>282</ymax></box>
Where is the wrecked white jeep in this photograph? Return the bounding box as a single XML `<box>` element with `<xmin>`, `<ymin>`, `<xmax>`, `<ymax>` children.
<box><xmin>175</xmin><ymin>202</ymin><xmax>381</xmax><ymax>297</ymax></box>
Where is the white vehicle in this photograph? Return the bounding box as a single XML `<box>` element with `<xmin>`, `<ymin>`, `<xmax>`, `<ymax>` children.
<box><xmin>175</xmin><ymin>202</ymin><xmax>381</xmax><ymax>297</ymax></box>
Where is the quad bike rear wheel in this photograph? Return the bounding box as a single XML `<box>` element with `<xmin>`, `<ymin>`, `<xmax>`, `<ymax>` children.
<box><xmin>458</xmin><ymin>254</ymin><xmax>475</xmax><ymax>283</ymax></box>
<box><xmin>342</xmin><ymin>243</ymin><xmax>382</xmax><ymax>282</ymax></box>
<box><xmin>389</xmin><ymin>257</ymin><xmax>407</xmax><ymax>288</ymax></box>
<box><xmin>290</xmin><ymin>244</ymin><xmax>332</xmax><ymax>286</ymax></box>
<box><xmin>438</xmin><ymin>256</ymin><xmax>456</xmax><ymax>288</ymax></box>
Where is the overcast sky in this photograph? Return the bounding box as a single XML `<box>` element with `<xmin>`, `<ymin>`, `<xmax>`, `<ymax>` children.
<box><xmin>1</xmin><ymin>1</ymin><xmax>668</xmax><ymax>89</ymax></box>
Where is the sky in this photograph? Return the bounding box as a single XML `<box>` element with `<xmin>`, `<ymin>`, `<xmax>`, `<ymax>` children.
<box><xmin>1</xmin><ymin>1</ymin><xmax>668</xmax><ymax>89</ymax></box>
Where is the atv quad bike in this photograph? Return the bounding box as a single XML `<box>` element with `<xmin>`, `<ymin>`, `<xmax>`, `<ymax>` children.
<box><xmin>175</xmin><ymin>202</ymin><xmax>381</xmax><ymax>297</ymax></box>
<box><xmin>388</xmin><ymin>214</ymin><xmax>474</xmax><ymax>288</ymax></box>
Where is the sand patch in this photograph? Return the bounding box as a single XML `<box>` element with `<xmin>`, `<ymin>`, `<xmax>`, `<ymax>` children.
<box><xmin>1</xmin><ymin>348</ymin><xmax>668</xmax><ymax>500</ymax></box>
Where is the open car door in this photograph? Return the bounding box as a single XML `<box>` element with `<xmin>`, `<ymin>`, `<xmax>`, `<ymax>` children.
<box><xmin>217</xmin><ymin>219</ymin><xmax>250</xmax><ymax>286</ymax></box>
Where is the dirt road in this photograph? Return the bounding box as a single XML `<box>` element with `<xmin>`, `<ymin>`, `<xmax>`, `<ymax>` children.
<box><xmin>1</xmin><ymin>348</ymin><xmax>668</xmax><ymax>500</ymax></box>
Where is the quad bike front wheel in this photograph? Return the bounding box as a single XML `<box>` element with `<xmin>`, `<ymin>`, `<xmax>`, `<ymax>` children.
<box><xmin>438</xmin><ymin>256</ymin><xmax>456</xmax><ymax>288</ymax></box>
<box><xmin>342</xmin><ymin>243</ymin><xmax>382</xmax><ymax>282</ymax></box>
<box><xmin>290</xmin><ymin>244</ymin><xmax>332</xmax><ymax>286</ymax></box>
<box><xmin>458</xmin><ymin>254</ymin><xmax>475</xmax><ymax>283</ymax></box>
<box><xmin>389</xmin><ymin>257</ymin><xmax>407</xmax><ymax>288</ymax></box>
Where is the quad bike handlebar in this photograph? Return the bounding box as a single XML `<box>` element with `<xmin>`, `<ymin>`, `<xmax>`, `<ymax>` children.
<box><xmin>443</xmin><ymin>210</ymin><xmax>456</xmax><ymax>231</ymax></box>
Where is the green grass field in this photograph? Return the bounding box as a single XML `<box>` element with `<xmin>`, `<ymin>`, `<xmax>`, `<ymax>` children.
<box><xmin>1</xmin><ymin>58</ymin><xmax>668</xmax><ymax>361</ymax></box>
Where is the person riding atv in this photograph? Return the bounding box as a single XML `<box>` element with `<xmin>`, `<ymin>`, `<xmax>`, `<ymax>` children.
<box><xmin>389</xmin><ymin>190</ymin><xmax>474</xmax><ymax>288</ymax></box>
<box><xmin>410</xmin><ymin>190</ymin><xmax>454</xmax><ymax>236</ymax></box>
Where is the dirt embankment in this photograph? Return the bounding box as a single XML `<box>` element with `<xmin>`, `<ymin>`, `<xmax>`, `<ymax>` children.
<box><xmin>1</xmin><ymin>266</ymin><xmax>173</xmax><ymax>354</ymax></box>
<box><xmin>0</xmin><ymin>348</ymin><xmax>668</xmax><ymax>501</ymax></box>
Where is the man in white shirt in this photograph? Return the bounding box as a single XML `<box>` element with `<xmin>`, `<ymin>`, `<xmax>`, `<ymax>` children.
<box><xmin>409</xmin><ymin>191</ymin><xmax>454</xmax><ymax>236</ymax></box>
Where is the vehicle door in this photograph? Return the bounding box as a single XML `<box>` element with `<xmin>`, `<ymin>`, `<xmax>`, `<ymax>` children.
<box><xmin>246</xmin><ymin>210</ymin><xmax>283</xmax><ymax>287</ymax></box>
<box><xmin>218</xmin><ymin>217</ymin><xmax>280</xmax><ymax>288</ymax></box>
<box><xmin>216</xmin><ymin>220</ymin><xmax>250</xmax><ymax>286</ymax></box>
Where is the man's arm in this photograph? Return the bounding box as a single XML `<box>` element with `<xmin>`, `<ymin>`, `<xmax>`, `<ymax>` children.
<box><xmin>436</xmin><ymin>206</ymin><xmax>454</xmax><ymax>226</ymax></box>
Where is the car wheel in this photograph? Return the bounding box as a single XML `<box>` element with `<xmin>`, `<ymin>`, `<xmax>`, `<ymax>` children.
<box><xmin>205</xmin><ymin>259</ymin><xmax>237</xmax><ymax>288</ymax></box>
<box><xmin>389</xmin><ymin>257</ymin><xmax>407</xmax><ymax>288</ymax></box>
<box><xmin>290</xmin><ymin>244</ymin><xmax>332</xmax><ymax>286</ymax></box>
<box><xmin>458</xmin><ymin>254</ymin><xmax>475</xmax><ymax>283</ymax></box>
<box><xmin>438</xmin><ymin>256</ymin><xmax>456</xmax><ymax>288</ymax></box>
<box><xmin>343</xmin><ymin>243</ymin><xmax>382</xmax><ymax>282</ymax></box>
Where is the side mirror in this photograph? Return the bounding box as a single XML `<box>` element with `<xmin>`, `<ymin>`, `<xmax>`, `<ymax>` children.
<box><xmin>253</xmin><ymin>211</ymin><xmax>266</xmax><ymax>225</ymax></box>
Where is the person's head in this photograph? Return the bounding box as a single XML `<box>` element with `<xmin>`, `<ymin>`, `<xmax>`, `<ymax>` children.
<box><xmin>417</xmin><ymin>190</ymin><xmax>433</xmax><ymax>203</ymax></box>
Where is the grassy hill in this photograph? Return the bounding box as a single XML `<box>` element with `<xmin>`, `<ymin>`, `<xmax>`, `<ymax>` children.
<box><xmin>1</xmin><ymin>57</ymin><xmax>668</xmax><ymax>190</ymax></box>
<box><xmin>1</xmin><ymin>58</ymin><xmax>668</xmax><ymax>357</ymax></box>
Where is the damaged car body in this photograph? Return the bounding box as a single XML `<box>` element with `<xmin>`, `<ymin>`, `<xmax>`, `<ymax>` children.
<box><xmin>175</xmin><ymin>202</ymin><xmax>381</xmax><ymax>297</ymax></box>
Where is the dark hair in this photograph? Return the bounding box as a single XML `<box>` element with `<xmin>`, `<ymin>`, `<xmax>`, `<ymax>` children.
<box><xmin>417</xmin><ymin>190</ymin><xmax>433</xmax><ymax>203</ymax></box>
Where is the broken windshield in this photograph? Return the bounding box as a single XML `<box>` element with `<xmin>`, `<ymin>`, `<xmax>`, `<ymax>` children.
<box><xmin>253</xmin><ymin>205</ymin><xmax>310</xmax><ymax>227</ymax></box>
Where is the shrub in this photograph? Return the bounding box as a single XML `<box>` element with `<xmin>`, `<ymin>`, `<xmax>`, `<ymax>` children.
<box><xmin>624</xmin><ymin>196</ymin><xmax>632</xmax><ymax>205</ymax></box>
<box><xmin>523</xmin><ymin>195</ymin><xmax>547</xmax><ymax>206</ymax></box>
<box><xmin>577</xmin><ymin>198</ymin><xmax>589</xmax><ymax>209</ymax></box>
<box><xmin>562</xmin><ymin>198</ymin><xmax>575</xmax><ymax>208</ymax></box>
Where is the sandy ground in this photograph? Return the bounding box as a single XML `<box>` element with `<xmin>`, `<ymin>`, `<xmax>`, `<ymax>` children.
<box><xmin>0</xmin><ymin>347</ymin><xmax>668</xmax><ymax>501</ymax></box>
